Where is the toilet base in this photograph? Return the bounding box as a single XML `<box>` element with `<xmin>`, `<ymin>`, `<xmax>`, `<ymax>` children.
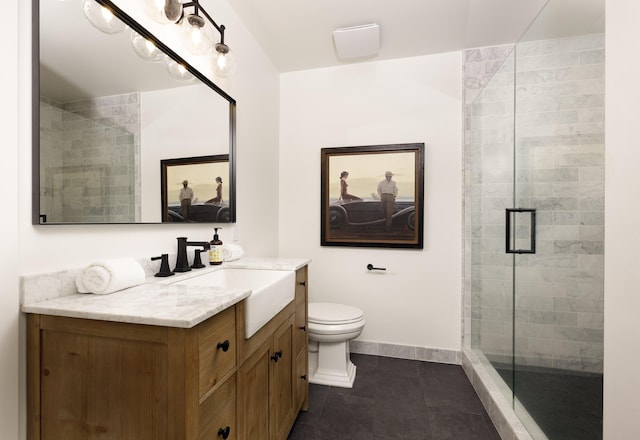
<box><xmin>308</xmin><ymin>339</ymin><xmax>357</xmax><ymax>388</ymax></box>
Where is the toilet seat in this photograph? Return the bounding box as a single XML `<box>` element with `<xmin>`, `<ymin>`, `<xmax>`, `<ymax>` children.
<box><xmin>308</xmin><ymin>302</ymin><xmax>364</xmax><ymax>325</ymax></box>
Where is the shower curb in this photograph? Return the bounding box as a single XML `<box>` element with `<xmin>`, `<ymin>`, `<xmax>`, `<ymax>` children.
<box><xmin>462</xmin><ymin>347</ymin><xmax>543</xmax><ymax>440</ymax></box>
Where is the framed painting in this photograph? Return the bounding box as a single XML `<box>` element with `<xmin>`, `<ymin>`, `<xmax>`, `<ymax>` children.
<box><xmin>161</xmin><ymin>154</ymin><xmax>230</xmax><ymax>223</ymax></box>
<box><xmin>321</xmin><ymin>143</ymin><xmax>424</xmax><ymax>249</ymax></box>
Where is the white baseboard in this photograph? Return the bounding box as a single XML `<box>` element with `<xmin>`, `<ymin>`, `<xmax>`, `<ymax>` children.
<box><xmin>350</xmin><ymin>339</ymin><xmax>461</xmax><ymax>365</ymax></box>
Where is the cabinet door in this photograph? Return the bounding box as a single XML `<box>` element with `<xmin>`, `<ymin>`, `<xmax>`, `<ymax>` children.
<box><xmin>270</xmin><ymin>315</ymin><xmax>295</xmax><ymax>440</ymax></box>
<box><xmin>237</xmin><ymin>338</ymin><xmax>270</xmax><ymax>440</ymax></box>
<box><xmin>40</xmin><ymin>330</ymin><xmax>167</xmax><ymax>440</ymax></box>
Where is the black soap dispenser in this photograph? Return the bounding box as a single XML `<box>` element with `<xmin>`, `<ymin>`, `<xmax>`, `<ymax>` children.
<box><xmin>209</xmin><ymin>228</ymin><xmax>223</xmax><ymax>265</ymax></box>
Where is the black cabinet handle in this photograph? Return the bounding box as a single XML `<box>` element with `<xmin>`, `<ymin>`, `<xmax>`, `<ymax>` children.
<box><xmin>300</xmin><ymin>374</ymin><xmax>307</xmax><ymax>381</ymax></box>
<box><xmin>298</xmin><ymin>281</ymin><xmax>306</xmax><ymax>286</ymax></box>
<box><xmin>216</xmin><ymin>340</ymin><xmax>230</xmax><ymax>352</ymax></box>
<box><xmin>271</xmin><ymin>350</ymin><xmax>283</xmax><ymax>362</ymax></box>
<box><xmin>217</xmin><ymin>426</ymin><xmax>231</xmax><ymax>439</ymax></box>
<box><xmin>299</xmin><ymin>325</ymin><xmax>306</xmax><ymax>331</ymax></box>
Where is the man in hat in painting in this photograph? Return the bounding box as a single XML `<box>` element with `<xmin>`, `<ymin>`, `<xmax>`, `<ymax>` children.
<box><xmin>179</xmin><ymin>180</ymin><xmax>194</xmax><ymax>221</ymax></box>
<box><xmin>377</xmin><ymin>171</ymin><xmax>398</xmax><ymax>231</ymax></box>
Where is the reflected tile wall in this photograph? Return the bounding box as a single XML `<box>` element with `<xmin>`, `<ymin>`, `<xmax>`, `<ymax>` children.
<box><xmin>39</xmin><ymin>97</ymin><xmax>65</xmax><ymax>221</ymax></box>
<box><xmin>39</xmin><ymin>93</ymin><xmax>140</xmax><ymax>223</ymax></box>
<box><xmin>464</xmin><ymin>34</ymin><xmax>605</xmax><ymax>374</ymax></box>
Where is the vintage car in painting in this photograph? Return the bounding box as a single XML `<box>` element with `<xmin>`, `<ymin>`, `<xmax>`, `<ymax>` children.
<box><xmin>328</xmin><ymin>199</ymin><xmax>415</xmax><ymax>230</ymax></box>
<box><xmin>167</xmin><ymin>202</ymin><xmax>230</xmax><ymax>223</ymax></box>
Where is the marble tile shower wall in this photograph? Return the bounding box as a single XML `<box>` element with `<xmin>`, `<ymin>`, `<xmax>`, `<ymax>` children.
<box><xmin>464</xmin><ymin>35</ymin><xmax>605</xmax><ymax>374</ymax></box>
<box><xmin>39</xmin><ymin>93</ymin><xmax>140</xmax><ymax>223</ymax></box>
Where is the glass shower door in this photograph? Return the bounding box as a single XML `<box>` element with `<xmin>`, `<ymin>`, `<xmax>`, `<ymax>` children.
<box><xmin>511</xmin><ymin>3</ymin><xmax>606</xmax><ymax>433</ymax></box>
<box><xmin>468</xmin><ymin>0</ymin><xmax>605</xmax><ymax>436</ymax></box>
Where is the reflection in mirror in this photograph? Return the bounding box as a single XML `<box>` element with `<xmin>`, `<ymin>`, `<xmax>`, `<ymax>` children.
<box><xmin>34</xmin><ymin>0</ymin><xmax>236</xmax><ymax>224</ymax></box>
<box><xmin>161</xmin><ymin>155</ymin><xmax>230</xmax><ymax>223</ymax></box>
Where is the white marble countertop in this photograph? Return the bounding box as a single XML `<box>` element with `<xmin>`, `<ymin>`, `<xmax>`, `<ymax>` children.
<box><xmin>21</xmin><ymin>283</ymin><xmax>251</xmax><ymax>328</ymax></box>
<box><xmin>223</xmin><ymin>257</ymin><xmax>310</xmax><ymax>272</ymax></box>
<box><xmin>21</xmin><ymin>257</ymin><xmax>310</xmax><ymax>328</ymax></box>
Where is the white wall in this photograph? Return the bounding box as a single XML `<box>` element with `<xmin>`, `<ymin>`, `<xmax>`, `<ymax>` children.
<box><xmin>603</xmin><ymin>0</ymin><xmax>640</xmax><ymax>437</ymax></box>
<box><xmin>1</xmin><ymin>0</ymin><xmax>20</xmax><ymax>437</ymax></box>
<box><xmin>279</xmin><ymin>53</ymin><xmax>463</xmax><ymax>351</ymax></box>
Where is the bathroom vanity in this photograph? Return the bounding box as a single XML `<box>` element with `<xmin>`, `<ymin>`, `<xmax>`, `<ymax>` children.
<box><xmin>24</xmin><ymin>260</ymin><xmax>309</xmax><ymax>440</ymax></box>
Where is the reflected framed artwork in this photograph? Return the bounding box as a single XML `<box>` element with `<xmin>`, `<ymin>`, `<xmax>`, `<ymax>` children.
<box><xmin>161</xmin><ymin>155</ymin><xmax>230</xmax><ymax>223</ymax></box>
<box><xmin>320</xmin><ymin>143</ymin><xmax>424</xmax><ymax>248</ymax></box>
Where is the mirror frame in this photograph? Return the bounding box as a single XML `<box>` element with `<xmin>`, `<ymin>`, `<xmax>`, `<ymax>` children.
<box><xmin>32</xmin><ymin>0</ymin><xmax>237</xmax><ymax>225</ymax></box>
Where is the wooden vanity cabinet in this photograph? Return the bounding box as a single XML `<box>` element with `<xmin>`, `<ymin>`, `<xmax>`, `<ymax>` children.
<box><xmin>27</xmin><ymin>264</ymin><xmax>309</xmax><ymax>440</ymax></box>
<box><xmin>27</xmin><ymin>305</ymin><xmax>237</xmax><ymax>440</ymax></box>
<box><xmin>236</xmin><ymin>266</ymin><xmax>309</xmax><ymax>440</ymax></box>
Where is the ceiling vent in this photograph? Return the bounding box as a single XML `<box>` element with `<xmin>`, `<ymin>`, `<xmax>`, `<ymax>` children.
<box><xmin>333</xmin><ymin>23</ymin><xmax>380</xmax><ymax>60</ymax></box>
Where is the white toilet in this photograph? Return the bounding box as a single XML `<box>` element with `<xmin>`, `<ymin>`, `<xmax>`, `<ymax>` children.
<box><xmin>307</xmin><ymin>302</ymin><xmax>366</xmax><ymax>388</ymax></box>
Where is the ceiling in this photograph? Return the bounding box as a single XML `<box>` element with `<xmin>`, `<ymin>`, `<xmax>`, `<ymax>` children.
<box><xmin>226</xmin><ymin>0</ymin><xmax>605</xmax><ymax>72</ymax></box>
<box><xmin>39</xmin><ymin>0</ymin><xmax>605</xmax><ymax>102</ymax></box>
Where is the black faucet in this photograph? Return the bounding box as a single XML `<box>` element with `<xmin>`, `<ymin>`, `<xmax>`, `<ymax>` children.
<box><xmin>174</xmin><ymin>237</ymin><xmax>211</xmax><ymax>273</ymax></box>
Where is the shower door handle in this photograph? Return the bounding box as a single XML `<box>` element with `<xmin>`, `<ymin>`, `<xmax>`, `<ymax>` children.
<box><xmin>505</xmin><ymin>208</ymin><xmax>536</xmax><ymax>254</ymax></box>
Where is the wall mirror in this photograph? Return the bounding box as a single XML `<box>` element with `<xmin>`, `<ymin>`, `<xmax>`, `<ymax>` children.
<box><xmin>33</xmin><ymin>0</ymin><xmax>236</xmax><ymax>224</ymax></box>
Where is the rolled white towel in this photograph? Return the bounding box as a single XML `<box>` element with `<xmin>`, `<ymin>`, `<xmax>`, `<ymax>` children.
<box><xmin>222</xmin><ymin>243</ymin><xmax>244</xmax><ymax>262</ymax></box>
<box><xmin>75</xmin><ymin>258</ymin><xmax>146</xmax><ymax>295</ymax></box>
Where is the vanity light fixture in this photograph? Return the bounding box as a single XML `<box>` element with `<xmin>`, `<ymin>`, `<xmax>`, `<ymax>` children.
<box><xmin>82</xmin><ymin>0</ymin><xmax>235</xmax><ymax>79</ymax></box>
<box><xmin>180</xmin><ymin>7</ymin><xmax>214</xmax><ymax>55</ymax></box>
<box><xmin>131</xmin><ymin>32</ymin><xmax>166</xmax><ymax>63</ymax></box>
<box><xmin>82</xmin><ymin>0</ymin><xmax>126</xmax><ymax>34</ymax></box>
<box><xmin>145</xmin><ymin>0</ymin><xmax>236</xmax><ymax>78</ymax></box>
<box><xmin>144</xmin><ymin>0</ymin><xmax>183</xmax><ymax>24</ymax></box>
<box><xmin>166</xmin><ymin>59</ymin><xmax>196</xmax><ymax>81</ymax></box>
<box><xmin>212</xmin><ymin>27</ymin><xmax>235</xmax><ymax>78</ymax></box>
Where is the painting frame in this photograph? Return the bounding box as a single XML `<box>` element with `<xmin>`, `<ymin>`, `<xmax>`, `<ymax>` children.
<box><xmin>161</xmin><ymin>154</ymin><xmax>230</xmax><ymax>223</ymax></box>
<box><xmin>321</xmin><ymin>143</ymin><xmax>425</xmax><ymax>249</ymax></box>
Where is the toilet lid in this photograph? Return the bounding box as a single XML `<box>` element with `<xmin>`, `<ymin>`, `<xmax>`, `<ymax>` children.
<box><xmin>308</xmin><ymin>302</ymin><xmax>364</xmax><ymax>325</ymax></box>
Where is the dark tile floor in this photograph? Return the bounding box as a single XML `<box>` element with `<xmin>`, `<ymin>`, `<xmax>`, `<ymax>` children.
<box><xmin>496</xmin><ymin>366</ymin><xmax>603</xmax><ymax>440</ymax></box>
<box><xmin>287</xmin><ymin>354</ymin><xmax>501</xmax><ymax>440</ymax></box>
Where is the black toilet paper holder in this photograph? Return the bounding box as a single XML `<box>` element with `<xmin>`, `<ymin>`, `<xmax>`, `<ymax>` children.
<box><xmin>366</xmin><ymin>264</ymin><xmax>386</xmax><ymax>271</ymax></box>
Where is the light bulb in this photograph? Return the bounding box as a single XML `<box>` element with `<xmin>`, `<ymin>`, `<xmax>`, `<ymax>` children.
<box><xmin>166</xmin><ymin>60</ymin><xmax>195</xmax><ymax>82</ymax></box>
<box><xmin>144</xmin><ymin>0</ymin><xmax>182</xmax><ymax>24</ymax></box>
<box><xmin>180</xmin><ymin>14</ymin><xmax>214</xmax><ymax>55</ymax></box>
<box><xmin>82</xmin><ymin>0</ymin><xmax>126</xmax><ymax>34</ymax></box>
<box><xmin>131</xmin><ymin>32</ymin><xmax>165</xmax><ymax>63</ymax></box>
<box><xmin>213</xmin><ymin>44</ymin><xmax>236</xmax><ymax>78</ymax></box>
